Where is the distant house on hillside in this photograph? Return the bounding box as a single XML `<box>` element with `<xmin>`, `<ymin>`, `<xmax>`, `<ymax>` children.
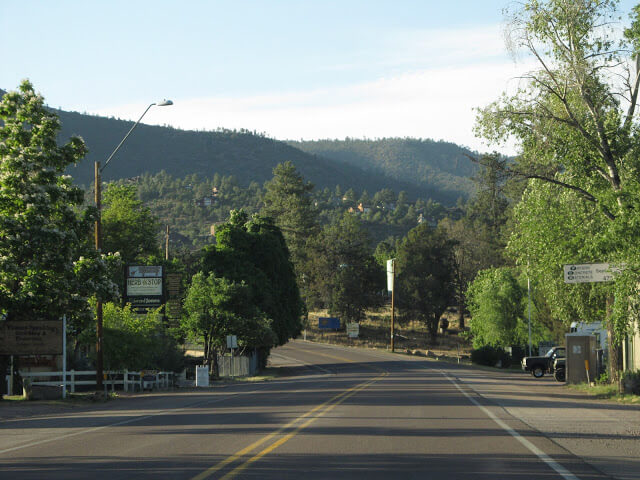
<box><xmin>195</xmin><ymin>196</ymin><xmax>217</xmax><ymax>207</ymax></box>
<box><xmin>417</xmin><ymin>213</ymin><xmax>438</xmax><ymax>227</ymax></box>
<box><xmin>375</xmin><ymin>202</ymin><xmax>396</xmax><ymax>211</ymax></box>
<box><xmin>355</xmin><ymin>203</ymin><xmax>371</xmax><ymax>213</ymax></box>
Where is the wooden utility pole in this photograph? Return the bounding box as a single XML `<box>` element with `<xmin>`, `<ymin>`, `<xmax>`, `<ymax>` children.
<box><xmin>94</xmin><ymin>161</ymin><xmax>103</xmax><ymax>390</ymax></box>
<box><xmin>391</xmin><ymin>259</ymin><xmax>395</xmax><ymax>353</ymax></box>
<box><xmin>165</xmin><ymin>225</ymin><xmax>170</xmax><ymax>260</ymax></box>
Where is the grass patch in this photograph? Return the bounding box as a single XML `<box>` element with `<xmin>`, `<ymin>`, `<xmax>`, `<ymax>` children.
<box><xmin>302</xmin><ymin>307</ymin><xmax>471</xmax><ymax>358</ymax></box>
<box><xmin>567</xmin><ymin>383</ymin><xmax>640</xmax><ymax>404</ymax></box>
<box><xmin>1</xmin><ymin>395</ymin><xmax>27</xmax><ymax>402</ymax></box>
<box><xmin>214</xmin><ymin>368</ymin><xmax>282</xmax><ymax>384</ymax></box>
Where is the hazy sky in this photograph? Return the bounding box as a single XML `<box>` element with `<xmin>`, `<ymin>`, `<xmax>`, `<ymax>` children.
<box><xmin>1</xmin><ymin>1</ymin><xmax>637</xmax><ymax>153</ymax></box>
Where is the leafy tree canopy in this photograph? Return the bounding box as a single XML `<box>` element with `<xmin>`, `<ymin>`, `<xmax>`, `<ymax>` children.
<box><xmin>93</xmin><ymin>303</ymin><xmax>183</xmax><ymax>372</ymax></box>
<box><xmin>395</xmin><ymin>223</ymin><xmax>455</xmax><ymax>337</ymax></box>
<box><xmin>102</xmin><ymin>183</ymin><xmax>160</xmax><ymax>263</ymax></box>
<box><xmin>0</xmin><ymin>80</ymin><xmax>116</xmax><ymax>324</ymax></box>
<box><xmin>199</xmin><ymin>211</ymin><xmax>303</xmax><ymax>346</ymax></box>
<box><xmin>304</xmin><ymin>213</ymin><xmax>384</xmax><ymax>323</ymax></box>
<box><xmin>182</xmin><ymin>272</ymin><xmax>276</xmax><ymax>368</ymax></box>
<box><xmin>466</xmin><ymin>267</ymin><xmax>551</xmax><ymax>349</ymax></box>
<box><xmin>261</xmin><ymin>161</ymin><xmax>318</xmax><ymax>268</ymax></box>
<box><xmin>475</xmin><ymin>0</ymin><xmax>640</xmax><ymax>364</ymax></box>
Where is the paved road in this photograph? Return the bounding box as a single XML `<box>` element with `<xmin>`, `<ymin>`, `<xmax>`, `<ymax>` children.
<box><xmin>0</xmin><ymin>341</ymin><xmax>628</xmax><ymax>479</ymax></box>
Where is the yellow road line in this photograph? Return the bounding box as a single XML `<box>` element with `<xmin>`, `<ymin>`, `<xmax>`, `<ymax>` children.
<box><xmin>190</xmin><ymin>372</ymin><xmax>386</xmax><ymax>480</ymax></box>
<box><xmin>219</xmin><ymin>373</ymin><xmax>387</xmax><ymax>479</ymax></box>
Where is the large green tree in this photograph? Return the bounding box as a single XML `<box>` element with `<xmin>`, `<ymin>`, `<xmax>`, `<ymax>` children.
<box><xmin>440</xmin><ymin>153</ymin><xmax>523</xmax><ymax>329</ymax></box>
<box><xmin>0</xmin><ymin>81</ymin><xmax>119</xmax><ymax>323</ymax></box>
<box><xmin>200</xmin><ymin>210</ymin><xmax>303</xmax><ymax>347</ymax></box>
<box><xmin>182</xmin><ymin>272</ymin><xmax>276</xmax><ymax>373</ymax></box>
<box><xmin>466</xmin><ymin>267</ymin><xmax>552</xmax><ymax>349</ymax></box>
<box><xmin>0</xmin><ymin>81</ymin><xmax>119</xmax><ymax>393</ymax></box>
<box><xmin>438</xmin><ymin>217</ymin><xmax>482</xmax><ymax>329</ymax></box>
<box><xmin>304</xmin><ymin>213</ymin><xmax>384</xmax><ymax>323</ymax></box>
<box><xmin>101</xmin><ymin>184</ymin><xmax>160</xmax><ymax>264</ymax></box>
<box><xmin>261</xmin><ymin>161</ymin><xmax>318</xmax><ymax>269</ymax></box>
<box><xmin>395</xmin><ymin>223</ymin><xmax>455</xmax><ymax>338</ymax></box>
<box><xmin>0</xmin><ymin>81</ymin><xmax>90</xmax><ymax>321</ymax></box>
<box><xmin>475</xmin><ymin>0</ymin><xmax>640</xmax><ymax>378</ymax></box>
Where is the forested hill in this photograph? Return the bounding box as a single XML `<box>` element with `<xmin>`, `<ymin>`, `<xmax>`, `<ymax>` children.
<box><xmin>55</xmin><ymin>110</ymin><xmax>471</xmax><ymax>203</ymax></box>
<box><xmin>290</xmin><ymin>138</ymin><xmax>478</xmax><ymax>203</ymax></box>
<box><xmin>0</xmin><ymin>85</ymin><xmax>478</xmax><ymax>204</ymax></box>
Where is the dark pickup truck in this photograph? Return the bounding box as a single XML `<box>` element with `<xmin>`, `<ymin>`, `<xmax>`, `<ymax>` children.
<box><xmin>521</xmin><ymin>346</ymin><xmax>565</xmax><ymax>378</ymax></box>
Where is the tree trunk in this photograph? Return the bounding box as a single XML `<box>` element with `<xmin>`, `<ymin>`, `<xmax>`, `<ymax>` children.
<box><xmin>457</xmin><ymin>299</ymin><xmax>465</xmax><ymax>330</ymax></box>
<box><xmin>607</xmin><ymin>324</ymin><xmax>623</xmax><ymax>384</ymax></box>
<box><xmin>428</xmin><ymin>315</ymin><xmax>438</xmax><ymax>340</ymax></box>
<box><xmin>203</xmin><ymin>332</ymin><xmax>209</xmax><ymax>365</ymax></box>
<box><xmin>0</xmin><ymin>356</ymin><xmax>7</xmax><ymax>398</ymax></box>
<box><xmin>606</xmin><ymin>296</ymin><xmax>623</xmax><ymax>384</ymax></box>
<box><xmin>212</xmin><ymin>348</ymin><xmax>219</xmax><ymax>378</ymax></box>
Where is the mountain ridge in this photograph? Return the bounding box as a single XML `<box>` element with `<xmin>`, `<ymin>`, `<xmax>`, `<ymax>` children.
<box><xmin>1</xmin><ymin>86</ymin><xmax>478</xmax><ymax>204</ymax></box>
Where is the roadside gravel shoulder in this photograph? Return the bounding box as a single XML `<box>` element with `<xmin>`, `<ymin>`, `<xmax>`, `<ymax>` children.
<box><xmin>0</xmin><ymin>390</ymin><xmax>174</xmax><ymax>422</ymax></box>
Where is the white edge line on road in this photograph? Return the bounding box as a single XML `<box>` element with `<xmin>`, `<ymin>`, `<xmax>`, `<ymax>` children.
<box><xmin>0</xmin><ymin>384</ymin><xmax>270</xmax><ymax>456</ymax></box>
<box><xmin>442</xmin><ymin>372</ymin><xmax>579</xmax><ymax>480</ymax></box>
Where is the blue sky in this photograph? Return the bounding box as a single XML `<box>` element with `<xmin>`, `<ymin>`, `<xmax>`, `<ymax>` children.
<box><xmin>1</xmin><ymin>1</ymin><xmax>638</xmax><ymax>153</ymax></box>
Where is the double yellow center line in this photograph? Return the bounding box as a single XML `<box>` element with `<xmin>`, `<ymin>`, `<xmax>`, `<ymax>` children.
<box><xmin>192</xmin><ymin>349</ymin><xmax>387</xmax><ymax>479</ymax></box>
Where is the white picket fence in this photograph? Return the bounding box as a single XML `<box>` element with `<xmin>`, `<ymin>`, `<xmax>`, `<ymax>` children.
<box><xmin>5</xmin><ymin>370</ymin><xmax>174</xmax><ymax>395</ymax></box>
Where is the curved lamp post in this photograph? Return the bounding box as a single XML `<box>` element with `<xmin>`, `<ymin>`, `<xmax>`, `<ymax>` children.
<box><xmin>94</xmin><ymin>99</ymin><xmax>173</xmax><ymax>390</ymax></box>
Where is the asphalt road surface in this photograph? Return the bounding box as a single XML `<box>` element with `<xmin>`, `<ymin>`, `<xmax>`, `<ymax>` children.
<box><xmin>0</xmin><ymin>341</ymin><xmax>614</xmax><ymax>479</ymax></box>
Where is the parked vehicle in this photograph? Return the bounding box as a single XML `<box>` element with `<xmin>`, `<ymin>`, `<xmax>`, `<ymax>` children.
<box><xmin>570</xmin><ymin>321</ymin><xmax>608</xmax><ymax>351</ymax></box>
<box><xmin>553</xmin><ymin>357</ymin><xmax>566</xmax><ymax>382</ymax></box>
<box><xmin>521</xmin><ymin>346</ymin><xmax>566</xmax><ymax>378</ymax></box>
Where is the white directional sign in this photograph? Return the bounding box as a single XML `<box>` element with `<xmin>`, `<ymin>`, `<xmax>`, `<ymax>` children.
<box><xmin>226</xmin><ymin>335</ymin><xmax>238</xmax><ymax>349</ymax></box>
<box><xmin>563</xmin><ymin>263</ymin><xmax>622</xmax><ymax>283</ymax></box>
<box><xmin>346</xmin><ymin>322</ymin><xmax>359</xmax><ymax>338</ymax></box>
<box><xmin>386</xmin><ymin>259</ymin><xmax>394</xmax><ymax>292</ymax></box>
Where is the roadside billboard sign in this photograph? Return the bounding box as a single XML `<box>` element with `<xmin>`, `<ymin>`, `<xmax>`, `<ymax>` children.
<box><xmin>318</xmin><ymin>317</ymin><xmax>340</xmax><ymax>330</ymax></box>
<box><xmin>165</xmin><ymin>273</ymin><xmax>182</xmax><ymax>322</ymax></box>
<box><xmin>0</xmin><ymin>320</ymin><xmax>63</xmax><ymax>355</ymax></box>
<box><xmin>125</xmin><ymin>265</ymin><xmax>164</xmax><ymax>314</ymax></box>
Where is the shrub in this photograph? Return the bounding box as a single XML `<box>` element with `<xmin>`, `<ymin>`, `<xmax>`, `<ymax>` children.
<box><xmin>471</xmin><ymin>345</ymin><xmax>511</xmax><ymax>368</ymax></box>
<box><xmin>621</xmin><ymin>370</ymin><xmax>640</xmax><ymax>394</ymax></box>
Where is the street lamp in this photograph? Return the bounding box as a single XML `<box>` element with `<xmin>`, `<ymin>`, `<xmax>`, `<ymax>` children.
<box><xmin>94</xmin><ymin>99</ymin><xmax>173</xmax><ymax>390</ymax></box>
